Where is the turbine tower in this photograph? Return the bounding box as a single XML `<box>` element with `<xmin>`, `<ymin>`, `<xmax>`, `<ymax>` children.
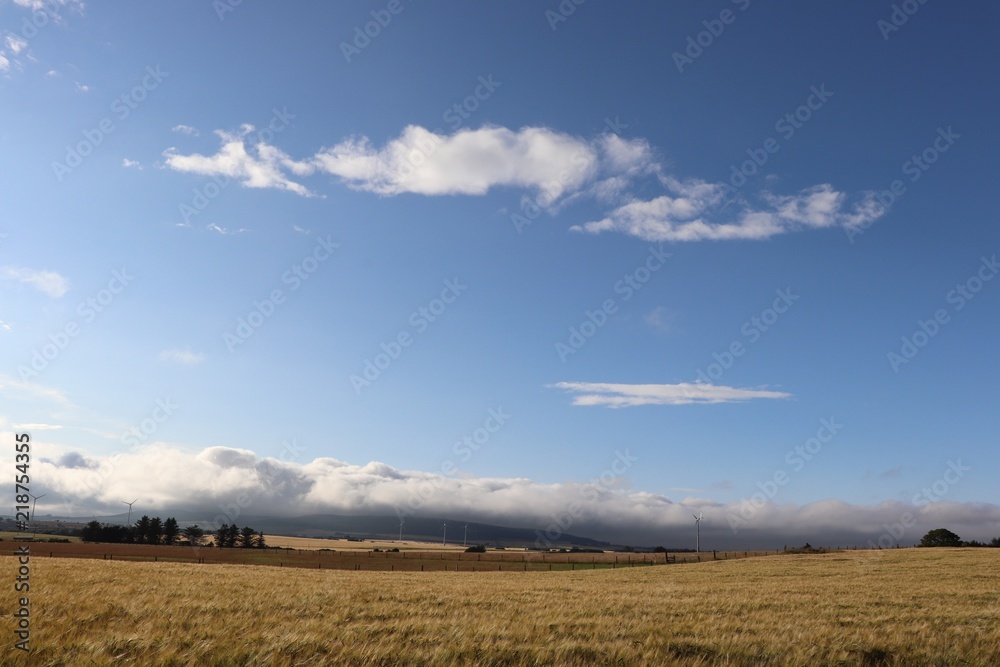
<box><xmin>123</xmin><ymin>498</ymin><xmax>138</xmax><ymax>526</ymax></box>
<box><xmin>463</xmin><ymin>523</ymin><xmax>469</xmax><ymax>548</ymax></box>
<box><xmin>398</xmin><ymin>519</ymin><xmax>403</xmax><ymax>542</ymax></box>
<box><xmin>442</xmin><ymin>522</ymin><xmax>447</xmax><ymax>546</ymax></box>
<box><xmin>693</xmin><ymin>512</ymin><xmax>703</xmax><ymax>553</ymax></box>
<box><xmin>29</xmin><ymin>493</ymin><xmax>46</xmax><ymax>539</ymax></box>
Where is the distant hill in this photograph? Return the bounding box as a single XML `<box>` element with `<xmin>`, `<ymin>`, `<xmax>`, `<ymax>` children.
<box><xmin>32</xmin><ymin>512</ymin><xmax>618</xmax><ymax>549</ymax></box>
<box><xmin>231</xmin><ymin>514</ymin><xmax>616</xmax><ymax>549</ymax></box>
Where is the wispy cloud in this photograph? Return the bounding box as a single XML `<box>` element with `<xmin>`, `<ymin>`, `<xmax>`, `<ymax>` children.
<box><xmin>0</xmin><ymin>375</ymin><xmax>74</xmax><ymax>407</ymax></box>
<box><xmin>14</xmin><ymin>423</ymin><xmax>62</xmax><ymax>431</ymax></box>
<box><xmin>159</xmin><ymin>348</ymin><xmax>206</xmax><ymax>365</ymax></box>
<box><xmin>550</xmin><ymin>381</ymin><xmax>792</xmax><ymax>407</ymax></box>
<box><xmin>1</xmin><ymin>266</ymin><xmax>69</xmax><ymax>297</ymax></box>
<box><xmin>644</xmin><ymin>306</ymin><xmax>678</xmax><ymax>334</ymax></box>
<box><xmin>206</xmin><ymin>223</ymin><xmax>249</xmax><ymax>236</ymax></box>
<box><xmin>11</xmin><ymin>0</ymin><xmax>83</xmax><ymax>12</ymax></box>
<box><xmin>161</xmin><ymin>123</ymin><xmax>884</xmax><ymax>243</ymax></box>
<box><xmin>163</xmin><ymin>125</ymin><xmax>315</xmax><ymax>196</ymax></box>
<box><xmin>0</xmin><ymin>320</ymin><xmax>11</xmax><ymax>331</ymax></box>
<box><xmin>171</xmin><ymin>124</ymin><xmax>199</xmax><ymax>136</ymax></box>
<box><xmin>122</xmin><ymin>158</ymin><xmax>142</xmax><ymax>169</ymax></box>
<box><xmin>572</xmin><ymin>182</ymin><xmax>883</xmax><ymax>242</ymax></box>
<box><xmin>74</xmin><ymin>82</ymin><xmax>90</xmax><ymax>93</ymax></box>
<box><xmin>5</xmin><ymin>35</ymin><xmax>27</xmax><ymax>55</ymax></box>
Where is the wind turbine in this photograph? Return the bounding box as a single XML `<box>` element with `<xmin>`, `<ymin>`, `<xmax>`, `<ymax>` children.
<box><xmin>123</xmin><ymin>498</ymin><xmax>138</xmax><ymax>526</ymax></box>
<box><xmin>693</xmin><ymin>512</ymin><xmax>703</xmax><ymax>553</ymax></box>
<box><xmin>463</xmin><ymin>523</ymin><xmax>469</xmax><ymax>548</ymax></box>
<box><xmin>29</xmin><ymin>493</ymin><xmax>46</xmax><ymax>539</ymax></box>
<box><xmin>442</xmin><ymin>522</ymin><xmax>447</xmax><ymax>546</ymax></box>
<box><xmin>398</xmin><ymin>519</ymin><xmax>403</xmax><ymax>542</ymax></box>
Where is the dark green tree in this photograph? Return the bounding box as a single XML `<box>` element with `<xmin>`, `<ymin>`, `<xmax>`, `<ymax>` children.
<box><xmin>215</xmin><ymin>523</ymin><xmax>230</xmax><ymax>548</ymax></box>
<box><xmin>182</xmin><ymin>525</ymin><xmax>205</xmax><ymax>546</ymax></box>
<box><xmin>226</xmin><ymin>523</ymin><xmax>240</xmax><ymax>548</ymax></box>
<box><xmin>255</xmin><ymin>531</ymin><xmax>267</xmax><ymax>549</ymax></box>
<box><xmin>162</xmin><ymin>518</ymin><xmax>179</xmax><ymax>545</ymax></box>
<box><xmin>239</xmin><ymin>526</ymin><xmax>256</xmax><ymax>548</ymax></box>
<box><xmin>147</xmin><ymin>517</ymin><xmax>163</xmax><ymax>545</ymax></box>
<box><xmin>81</xmin><ymin>520</ymin><xmax>101</xmax><ymax>542</ymax></box>
<box><xmin>920</xmin><ymin>528</ymin><xmax>962</xmax><ymax>547</ymax></box>
<box><xmin>135</xmin><ymin>515</ymin><xmax>151</xmax><ymax>544</ymax></box>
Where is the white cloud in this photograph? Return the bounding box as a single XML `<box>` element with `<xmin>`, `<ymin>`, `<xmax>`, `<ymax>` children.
<box><xmin>122</xmin><ymin>158</ymin><xmax>141</xmax><ymax>169</ymax></box>
<box><xmin>0</xmin><ymin>375</ymin><xmax>74</xmax><ymax>407</ymax></box>
<box><xmin>161</xmin><ymin>123</ymin><xmax>884</xmax><ymax>242</ymax></box>
<box><xmin>33</xmin><ymin>443</ymin><xmax>1000</xmax><ymax>548</ymax></box>
<box><xmin>14</xmin><ymin>423</ymin><xmax>62</xmax><ymax>430</ymax></box>
<box><xmin>11</xmin><ymin>0</ymin><xmax>83</xmax><ymax>15</ymax></box>
<box><xmin>644</xmin><ymin>306</ymin><xmax>677</xmax><ymax>334</ymax></box>
<box><xmin>46</xmin><ymin>69</ymin><xmax>59</xmax><ymax>77</ymax></box>
<box><xmin>311</xmin><ymin>125</ymin><xmax>602</xmax><ymax>203</ymax></box>
<box><xmin>573</xmin><ymin>183</ymin><xmax>883</xmax><ymax>242</ymax></box>
<box><xmin>0</xmin><ymin>320</ymin><xmax>11</xmax><ymax>331</ymax></box>
<box><xmin>206</xmin><ymin>223</ymin><xmax>249</xmax><ymax>236</ymax></box>
<box><xmin>74</xmin><ymin>82</ymin><xmax>90</xmax><ymax>93</ymax></box>
<box><xmin>164</xmin><ymin>125</ymin><xmax>652</xmax><ymax>207</ymax></box>
<box><xmin>1</xmin><ymin>266</ymin><xmax>69</xmax><ymax>297</ymax></box>
<box><xmin>163</xmin><ymin>126</ymin><xmax>315</xmax><ymax>196</ymax></box>
<box><xmin>159</xmin><ymin>348</ymin><xmax>205</xmax><ymax>365</ymax></box>
<box><xmin>171</xmin><ymin>124</ymin><xmax>199</xmax><ymax>136</ymax></box>
<box><xmin>292</xmin><ymin>224</ymin><xmax>310</xmax><ymax>234</ymax></box>
<box><xmin>0</xmin><ymin>54</ymin><xmax>10</xmax><ymax>72</ymax></box>
<box><xmin>5</xmin><ymin>35</ymin><xmax>27</xmax><ymax>55</ymax></box>
<box><xmin>550</xmin><ymin>381</ymin><xmax>792</xmax><ymax>407</ymax></box>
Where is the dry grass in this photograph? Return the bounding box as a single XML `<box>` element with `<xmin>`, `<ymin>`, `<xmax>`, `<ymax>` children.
<box><xmin>4</xmin><ymin>548</ymin><xmax>999</xmax><ymax>665</ymax></box>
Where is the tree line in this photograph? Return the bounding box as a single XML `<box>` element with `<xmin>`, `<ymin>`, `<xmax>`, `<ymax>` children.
<box><xmin>80</xmin><ymin>515</ymin><xmax>265</xmax><ymax>548</ymax></box>
<box><xmin>920</xmin><ymin>528</ymin><xmax>1000</xmax><ymax>548</ymax></box>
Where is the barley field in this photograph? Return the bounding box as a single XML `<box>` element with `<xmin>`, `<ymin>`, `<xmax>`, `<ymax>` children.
<box><xmin>4</xmin><ymin>548</ymin><xmax>999</xmax><ymax>666</ymax></box>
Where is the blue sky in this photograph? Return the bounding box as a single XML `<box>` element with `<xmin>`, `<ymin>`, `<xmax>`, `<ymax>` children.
<box><xmin>2</xmin><ymin>1</ymin><xmax>997</xmax><ymax>547</ymax></box>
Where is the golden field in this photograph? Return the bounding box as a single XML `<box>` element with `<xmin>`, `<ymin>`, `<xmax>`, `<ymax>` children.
<box><xmin>3</xmin><ymin>547</ymin><xmax>999</xmax><ymax>666</ymax></box>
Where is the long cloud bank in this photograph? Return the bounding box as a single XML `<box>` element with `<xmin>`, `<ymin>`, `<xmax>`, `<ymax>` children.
<box><xmin>163</xmin><ymin>124</ymin><xmax>884</xmax><ymax>242</ymax></box>
<box><xmin>36</xmin><ymin>443</ymin><xmax>1000</xmax><ymax>549</ymax></box>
